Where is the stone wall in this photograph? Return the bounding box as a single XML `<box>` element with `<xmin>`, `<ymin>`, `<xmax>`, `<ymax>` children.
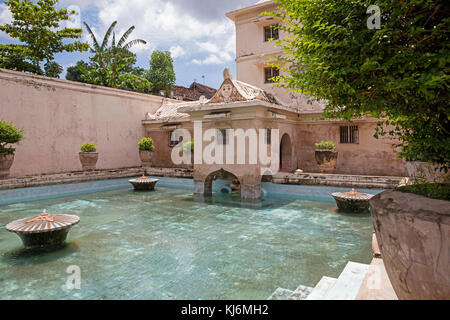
<box><xmin>296</xmin><ymin>119</ymin><xmax>407</xmax><ymax>176</ymax></box>
<box><xmin>0</xmin><ymin>68</ymin><xmax>170</xmax><ymax>177</ymax></box>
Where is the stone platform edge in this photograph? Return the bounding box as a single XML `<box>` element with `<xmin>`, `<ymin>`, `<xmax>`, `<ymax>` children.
<box><xmin>273</xmin><ymin>172</ymin><xmax>409</xmax><ymax>189</ymax></box>
<box><xmin>1</xmin><ymin>167</ymin><xmax>407</xmax><ymax>190</ymax></box>
<box><xmin>0</xmin><ymin>167</ymin><xmax>194</xmax><ymax>190</ymax></box>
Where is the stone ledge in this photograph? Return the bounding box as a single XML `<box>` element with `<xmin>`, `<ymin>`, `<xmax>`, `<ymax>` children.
<box><xmin>273</xmin><ymin>172</ymin><xmax>409</xmax><ymax>189</ymax></box>
<box><xmin>1</xmin><ymin>168</ymin><xmax>406</xmax><ymax>191</ymax></box>
<box><xmin>0</xmin><ymin>167</ymin><xmax>195</xmax><ymax>191</ymax></box>
<box><xmin>144</xmin><ymin>167</ymin><xmax>194</xmax><ymax>179</ymax></box>
<box><xmin>0</xmin><ymin>167</ymin><xmax>145</xmax><ymax>190</ymax></box>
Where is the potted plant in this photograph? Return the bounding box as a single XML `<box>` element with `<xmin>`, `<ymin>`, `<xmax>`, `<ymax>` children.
<box><xmin>314</xmin><ymin>140</ymin><xmax>338</xmax><ymax>173</ymax></box>
<box><xmin>0</xmin><ymin>120</ymin><xmax>24</xmax><ymax>179</ymax></box>
<box><xmin>370</xmin><ymin>182</ymin><xmax>449</xmax><ymax>300</ymax></box>
<box><xmin>183</xmin><ymin>140</ymin><xmax>194</xmax><ymax>168</ymax></box>
<box><xmin>79</xmin><ymin>143</ymin><xmax>98</xmax><ymax>171</ymax></box>
<box><xmin>138</xmin><ymin>137</ymin><xmax>154</xmax><ymax>167</ymax></box>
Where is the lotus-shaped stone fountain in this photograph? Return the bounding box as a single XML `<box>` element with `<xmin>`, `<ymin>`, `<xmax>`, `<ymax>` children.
<box><xmin>6</xmin><ymin>209</ymin><xmax>80</xmax><ymax>247</ymax></box>
<box><xmin>332</xmin><ymin>189</ymin><xmax>374</xmax><ymax>213</ymax></box>
<box><xmin>129</xmin><ymin>175</ymin><xmax>159</xmax><ymax>191</ymax></box>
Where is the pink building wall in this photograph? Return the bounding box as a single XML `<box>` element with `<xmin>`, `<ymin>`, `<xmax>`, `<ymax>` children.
<box><xmin>0</xmin><ymin>68</ymin><xmax>168</xmax><ymax>177</ymax></box>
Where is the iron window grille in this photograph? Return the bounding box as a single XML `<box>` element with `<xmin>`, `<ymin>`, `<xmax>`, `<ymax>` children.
<box><xmin>340</xmin><ymin>125</ymin><xmax>359</xmax><ymax>144</ymax></box>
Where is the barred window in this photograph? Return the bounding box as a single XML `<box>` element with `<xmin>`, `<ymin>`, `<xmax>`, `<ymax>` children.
<box><xmin>340</xmin><ymin>126</ymin><xmax>359</xmax><ymax>144</ymax></box>
<box><xmin>264</xmin><ymin>24</ymin><xmax>279</xmax><ymax>42</ymax></box>
<box><xmin>168</xmin><ymin>130</ymin><xmax>181</xmax><ymax>147</ymax></box>
<box><xmin>264</xmin><ymin>67</ymin><xmax>279</xmax><ymax>83</ymax></box>
<box><xmin>216</xmin><ymin>129</ymin><xmax>229</xmax><ymax>145</ymax></box>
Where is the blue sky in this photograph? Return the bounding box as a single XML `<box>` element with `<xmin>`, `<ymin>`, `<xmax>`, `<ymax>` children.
<box><xmin>0</xmin><ymin>0</ymin><xmax>258</xmax><ymax>89</ymax></box>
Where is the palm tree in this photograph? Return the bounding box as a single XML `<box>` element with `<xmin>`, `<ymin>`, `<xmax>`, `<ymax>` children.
<box><xmin>84</xmin><ymin>21</ymin><xmax>147</xmax><ymax>68</ymax></box>
<box><xmin>84</xmin><ymin>21</ymin><xmax>117</xmax><ymax>68</ymax></box>
<box><xmin>83</xmin><ymin>21</ymin><xmax>147</xmax><ymax>87</ymax></box>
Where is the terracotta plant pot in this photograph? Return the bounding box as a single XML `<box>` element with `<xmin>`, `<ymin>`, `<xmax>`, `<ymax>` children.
<box><xmin>139</xmin><ymin>150</ymin><xmax>153</xmax><ymax>167</ymax></box>
<box><xmin>315</xmin><ymin>150</ymin><xmax>338</xmax><ymax>173</ymax></box>
<box><xmin>0</xmin><ymin>153</ymin><xmax>15</xmax><ymax>179</ymax></box>
<box><xmin>79</xmin><ymin>152</ymin><xmax>98</xmax><ymax>171</ymax></box>
<box><xmin>370</xmin><ymin>190</ymin><xmax>450</xmax><ymax>300</ymax></box>
<box><xmin>406</xmin><ymin>161</ymin><xmax>449</xmax><ymax>183</ymax></box>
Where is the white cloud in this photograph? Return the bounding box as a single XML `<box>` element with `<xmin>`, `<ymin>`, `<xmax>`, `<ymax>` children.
<box><xmin>0</xmin><ymin>3</ymin><xmax>13</xmax><ymax>39</ymax></box>
<box><xmin>90</xmin><ymin>0</ymin><xmax>236</xmax><ymax>64</ymax></box>
<box><xmin>0</xmin><ymin>4</ymin><xmax>12</xmax><ymax>25</ymax></box>
<box><xmin>170</xmin><ymin>45</ymin><xmax>186</xmax><ymax>59</ymax></box>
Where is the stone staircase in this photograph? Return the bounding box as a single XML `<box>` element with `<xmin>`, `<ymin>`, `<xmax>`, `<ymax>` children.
<box><xmin>268</xmin><ymin>261</ymin><xmax>372</xmax><ymax>300</ymax></box>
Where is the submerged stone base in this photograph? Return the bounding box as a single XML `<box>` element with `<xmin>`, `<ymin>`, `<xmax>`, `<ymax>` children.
<box><xmin>17</xmin><ymin>229</ymin><xmax>70</xmax><ymax>248</ymax></box>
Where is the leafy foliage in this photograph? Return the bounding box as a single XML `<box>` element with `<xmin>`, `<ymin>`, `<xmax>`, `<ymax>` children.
<box><xmin>81</xmin><ymin>21</ymin><xmax>150</xmax><ymax>92</ymax></box>
<box><xmin>138</xmin><ymin>137</ymin><xmax>155</xmax><ymax>151</ymax></box>
<box><xmin>116</xmin><ymin>73</ymin><xmax>151</xmax><ymax>93</ymax></box>
<box><xmin>145</xmin><ymin>50</ymin><xmax>176</xmax><ymax>95</ymax></box>
<box><xmin>315</xmin><ymin>140</ymin><xmax>336</xmax><ymax>150</ymax></box>
<box><xmin>0</xmin><ymin>0</ymin><xmax>89</xmax><ymax>75</ymax></box>
<box><xmin>80</xmin><ymin>143</ymin><xmax>97</xmax><ymax>153</ymax></box>
<box><xmin>0</xmin><ymin>120</ymin><xmax>25</xmax><ymax>154</ymax></box>
<box><xmin>397</xmin><ymin>183</ymin><xmax>450</xmax><ymax>201</ymax></box>
<box><xmin>66</xmin><ymin>60</ymin><xmax>91</xmax><ymax>83</ymax></box>
<box><xmin>44</xmin><ymin>60</ymin><xmax>63</xmax><ymax>78</ymax></box>
<box><xmin>268</xmin><ymin>0</ymin><xmax>449</xmax><ymax>170</ymax></box>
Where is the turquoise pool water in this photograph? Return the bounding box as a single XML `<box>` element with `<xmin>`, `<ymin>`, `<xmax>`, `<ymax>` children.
<box><xmin>0</xmin><ymin>185</ymin><xmax>374</xmax><ymax>300</ymax></box>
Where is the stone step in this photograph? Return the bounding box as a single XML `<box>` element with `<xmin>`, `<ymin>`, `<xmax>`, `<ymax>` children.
<box><xmin>356</xmin><ymin>258</ymin><xmax>398</xmax><ymax>300</ymax></box>
<box><xmin>288</xmin><ymin>285</ymin><xmax>313</xmax><ymax>300</ymax></box>
<box><xmin>322</xmin><ymin>261</ymin><xmax>370</xmax><ymax>300</ymax></box>
<box><xmin>267</xmin><ymin>288</ymin><xmax>294</xmax><ymax>300</ymax></box>
<box><xmin>305</xmin><ymin>276</ymin><xmax>337</xmax><ymax>300</ymax></box>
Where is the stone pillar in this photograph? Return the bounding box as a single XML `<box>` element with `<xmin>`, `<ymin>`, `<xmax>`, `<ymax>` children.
<box><xmin>241</xmin><ymin>183</ymin><xmax>261</xmax><ymax>201</ymax></box>
<box><xmin>194</xmin><ymin>179</ymin><xmax>212</xmax><ymax>197</ymax></box>
<box><xmin>240</xmin><ymin>173</ymin><xmax>262</xmax><ymax>201</ymax></box>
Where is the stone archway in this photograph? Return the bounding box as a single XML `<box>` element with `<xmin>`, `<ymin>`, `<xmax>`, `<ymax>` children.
<box><xmin>194</xmin><ymin>167</ymin><xmax>262</xmax><ymax>201</ymax></box>
<box><xmin>280</xmin><ymin>133</ymin><xmax>292</xmax><ymax>172</ymax></box>
<box><xmin>204</xmin><ymin>168</ymin><xmax>239</xmax><ymax>197</ymax></box>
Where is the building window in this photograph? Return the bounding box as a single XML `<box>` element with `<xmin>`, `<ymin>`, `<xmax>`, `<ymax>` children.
<box><xmin>265</xmin><ymin>129</ymin><xmax>272</xmax><ymax>145</ymax></box>
<box><xmin>264</xmin><ymin>24</ymin><xmax>279</xmax><ymax>42</ymax></box>
<box><xmin>264</xmin><ymin>67</ymin><xmax>279</xmax><ymax>83</ymax></box>
<box><xmin>216</xmin><ymin>129</ymin><xmax>229</xmax><ymax>145</ymax></box>
<box><xmin>340</xmin><ymin>125</ymin><xmax>359</xmax><ymax>144</ymax></box>
<box><xmin>168</xmin><ymin>130</ymin><xmax>181</xmax><ymax>147</ymax></box>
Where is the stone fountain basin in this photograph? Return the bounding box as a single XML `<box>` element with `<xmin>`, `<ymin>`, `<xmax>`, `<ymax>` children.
<box><xmin>129</xmin><ymin>177</ymin><xmax>159</xmax><ymax>191</ymax></box>
<box><xmin>6</xmin><ymin>214</ymin><xmax>80</xmax><ymax>248</ymax></box>
<box><xmin>332</xmin><ymin>190</ymin><xmax>374</xmax><ymax>213</ymax></box>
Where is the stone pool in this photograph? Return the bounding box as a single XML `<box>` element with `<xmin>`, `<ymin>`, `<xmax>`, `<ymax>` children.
<box><xmin>0</xmin><ymin>178</ymin><xmax>379</xmax><ymax>299</ymax></box>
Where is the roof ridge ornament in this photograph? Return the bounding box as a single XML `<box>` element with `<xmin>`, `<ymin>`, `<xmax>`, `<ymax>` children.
<box><xmin>223</xmin><ymin>68</ymin><xmax>233</xmax><ymax>80</ymax></box>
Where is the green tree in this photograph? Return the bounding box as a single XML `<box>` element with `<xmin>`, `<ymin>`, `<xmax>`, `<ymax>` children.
<box><xmin>66</xmin><ymin>60</ymin><xmax>91</xmax><ymax>83</ymax></box>
<box><xmin>269</xmin><ymin>0</ymin><xmax>449</xmax><ymax>170</ymax></box>
<box><xmin>0</xmin><ymin>0</ymin><xmax>89</xmax><ymax>75</ymax></box>
<box><xmin>83</xmin><ymin>21</ymin><xmax>147</xmax><ymax>89</ymax></box>
<box><xmin>44</xmin><ymin>60</ymin><xmax>63</xmax><ymax>78</ymax></box>
<box><xmin>145</xmin><ymin>50</ymin><xmax>176</xmax><ymax>95</ymax></box>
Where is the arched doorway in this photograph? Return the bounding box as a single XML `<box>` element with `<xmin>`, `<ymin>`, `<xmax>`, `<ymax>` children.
<box><xmin>204</xmin><ymin>168</ymin><xmax>240</xmax><ymax>197</ymax></box>
<box><xmin>280</xmin><ymin>133</ymin><xmax>292</xmax><ymax>172</ymax></box>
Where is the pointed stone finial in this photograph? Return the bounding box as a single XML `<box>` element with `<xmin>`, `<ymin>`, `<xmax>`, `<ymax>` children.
<box><xmin>223</xmin><ymin>68</ymin><xmax>233</xmax><ymax>80</ymax></box>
